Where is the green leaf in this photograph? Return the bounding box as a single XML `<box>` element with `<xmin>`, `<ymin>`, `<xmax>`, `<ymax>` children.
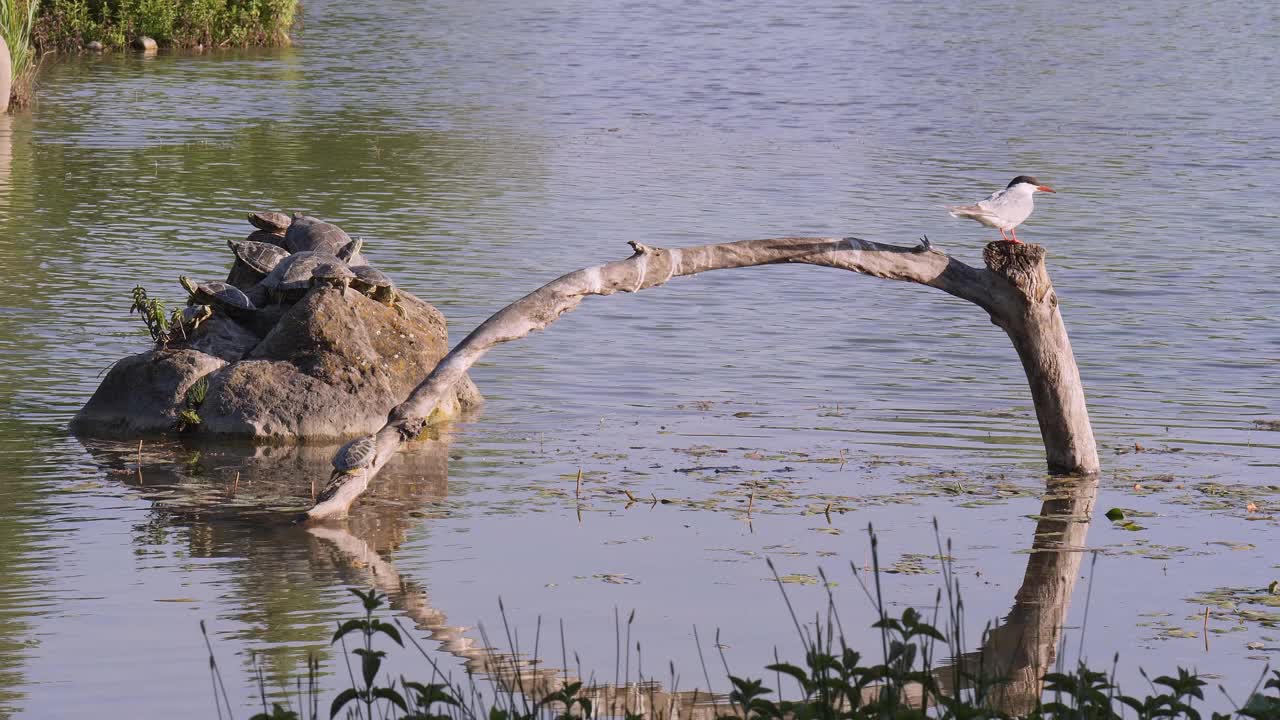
<box><xmin>404</xmin><ymin>682</ymin><xmax>460</xmax><ymax>709</ymax></box>
<box><xmin>1105</xmin><ymin>507</ymin><xmax>1127</xmax><ymax>521</ymax></box>
<box><xmin>373</xmin><ymin>620</ymin><xmax>404</xmax><ymax>647</ymax></box>
<box><xmin>330</xmin><ymin>688</ymin><xmax>361</xmax><ymax>719</ymax></box>
<box><xmin>353</xmin><ymin>648</ymin><xmax>385</xmax><ymax>687</ymax></box>
<box><xmin>332</xmin><ymin>619</ymin><xmax>367</xmax><ymax>644</ymax></box>
<box><xmin>349</xmin><ymin>587</ymin><xmax>385</xmax><ymax>611</ymax></box>
<box><xmin>765</xmin><ymin>663</ymin><xmax>813</xmax><ymax>694</ymax></box>
<box><xmin>372</xmin><ymin>687</ymin><xmax>408</xmax><ymax>712</ymax></box>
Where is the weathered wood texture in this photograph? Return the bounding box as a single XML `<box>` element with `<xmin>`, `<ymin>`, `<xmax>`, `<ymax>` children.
<box><xmin>303</xmin><ymin>237</ymin><xmax>1099</xmax><ymax>520</ymax></box>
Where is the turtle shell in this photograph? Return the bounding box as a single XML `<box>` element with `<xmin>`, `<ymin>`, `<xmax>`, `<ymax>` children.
<box><xmin>260</xmin><ymin>251</ymin><xmax>344</xmax><ymax>293</ymax></box>
<box><xmin>246</xmin><ymin>229</ymin><xmax>287</xmax><ymax>248</ymax></box>
<box><xmin>228</xmin><ymin>238</ymin><xmax>291</xmax><ymax>275</ymax></box>
<box><xmin>285</xmin><ymin>216</ymin><xmax>351</xmax><ymax>255</ymax></box>
<box><xmin>332</xmin><ymin>434</ymin><xmax>378</xmax><ymax>473</ymax></box>
<box><xmin>195</xmin><ymin>281</ymin><xmax>256</xmax><ymax>311</ymax></box>
<box><xmin>351</xmin><ymin>265</ymin><xmax>394</xmax><ymax>292</ymax></box>
<box><xmin>247</xmin><ymin>210</ymin><xmax>292</xmax><ymax>235</ymax></box>
<box><xmin>311</xmin><ymin>261</ymin><xmax>356</xmax><ymax>282</ymax></box>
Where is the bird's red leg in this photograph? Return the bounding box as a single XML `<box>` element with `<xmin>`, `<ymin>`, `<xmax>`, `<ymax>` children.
<box><xmin>998</xmin><ymin>228</ymin><xmax>1009</xmax><ymax>242</ymax></box>
<box><xmin>1008</xmin><ymin>227</ymin><xmax>1023</xmax><ymax>244</ymax></box>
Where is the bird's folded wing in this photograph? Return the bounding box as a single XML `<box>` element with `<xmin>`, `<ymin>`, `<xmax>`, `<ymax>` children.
<box><xmin>946</xmin><ymin>203</ymin><xmax>994</xmax><ymax>219</ymax></box>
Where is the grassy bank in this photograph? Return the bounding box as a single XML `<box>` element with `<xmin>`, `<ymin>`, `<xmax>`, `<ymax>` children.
<box><xmin>33</xmin><ymin>0</ymin><xmax>297</xmax><ymax>53</ymax></box>
<box><xmin>0</xmin><ymin>0</ymin><xmax>298</xmax><ymax>107</ymax></box>
<box><xmin>1</xmin><ymin>0</ymin><xmax>40</xmax><ymax>106</ymax></box>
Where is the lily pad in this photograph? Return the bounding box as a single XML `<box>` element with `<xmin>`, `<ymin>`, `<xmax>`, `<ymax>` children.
<box><xmin>775</xmin><ymin>573</ymin><xmax>819</xmax><ymax>585</ymax></box>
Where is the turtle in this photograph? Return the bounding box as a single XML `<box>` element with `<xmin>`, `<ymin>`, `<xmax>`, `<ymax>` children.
<box><xmin>228</xmin><ymin>238</ymin><xmax>291</xmax><ymax>276</ymax></box>
<box><xmin>337</xmin><ymin>236</ymin><xmax>364</xmax><ymax>264</ymax></box>
<box><xmin>330</xmin><ymin>433</ymin><xmax>378</xmax><ymax>479</ymax></box>
<box><xmin>246</xmin><ymin>229</ymin><xmax>288</xmax><ymax>248</ymax></box>
<box><xmin>180</xmin><ymin>303</ymin><xmax>214</xmax><ymax>328</ymax></box>
<box><xmin>350</xmin><ymin>265</ymin><xmax>405</xmax><ymax>316</ymax></box>
<box><xmin>285</xmin><ymin>213</ymin><xmax>352</xmax><ymax>255</ymax></box>
<box><xmin>258</xmin><ymin>251</ymin><xmax>344</xmax><ymax>303</ymax></box>
<box><xmin>247</xmin><ymin>210</ymin><xmax>292</xmax><ymax>236</ymax></box>
<box><xmin>164</xmin><ymin>304</ymin><xmax>213</xmax><ymax>343</ymax></box>
<box><xmin>180</xmin><ymin>275</ymin><xmax>257</xmax><ymax>318</ymax></box>
<box><xmin>309</xmin><ymin>260</ymin><xmax>356</xmax><ymax>296</ymax></box>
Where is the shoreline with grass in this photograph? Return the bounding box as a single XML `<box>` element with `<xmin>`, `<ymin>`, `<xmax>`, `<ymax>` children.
<box><xmin>1</xmin><ymin>0</ymin><xmax>299</xmax><ymax>108</ymax></box>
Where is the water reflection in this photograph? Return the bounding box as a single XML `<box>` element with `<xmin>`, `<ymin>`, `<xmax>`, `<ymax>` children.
<box><xmin>73</xmin><ymin>434</ymin><xmax>449</xmax><ymax>684</ymax></box>
<box><xmin>0</xmin><ymin>113</ymin><xmax>12</xmax><ymax>215</ymax></box>
<box><xmin>75</xmin><ymin>435</ymin><xmax>1098</xmax><ymax>716</ymax></box>
<box><xmin>938</xmin><ymin>474</ymin><xmax>1098</xmax><ymax>714</ymax></box>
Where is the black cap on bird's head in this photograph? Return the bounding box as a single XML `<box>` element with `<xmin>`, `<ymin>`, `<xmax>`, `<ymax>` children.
<box><xmin>1007</xmin><ymin>175</ymin><xmax>1056</xmax><ymax>193</ymax></box>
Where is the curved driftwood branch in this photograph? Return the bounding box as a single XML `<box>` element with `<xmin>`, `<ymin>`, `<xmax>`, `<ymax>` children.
<box><xmin>302</xmin><ymin>236</ymin><xmax>1098</xmax><ymax>520</ymax></box>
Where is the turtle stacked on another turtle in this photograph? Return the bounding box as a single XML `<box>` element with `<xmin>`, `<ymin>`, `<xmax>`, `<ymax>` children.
<box><xmin>165</xmin><ymin>212</ymin><xmax>415</xmax><ymax>349</ymax></box>
<box><xmin>285</xmin><ymin>214</ymin><xmax>352</xmax><ymax>256</ymax></box>
<box><xmin>245</xmin><ymin>211</ymin><xmax>292</xmax><ymax>248</ymax></box>
<box><xmin>258</xmin><ymin>250</ymin><xmax>347</xmax><ymax>303</ymax></box>
<box><xmin>309</xmin><ymin>261</ymin><xmax>356</xmax><ymax>297</ymax></box>
<box><xmin>351</xmin><ymin>265</ymin><xmax>405</xmax><ymax>316</ymax></box>
<box><xmin>226</xmin><ymin>238</ymin><xmax>292</xmax><ymax>291</ymax></box>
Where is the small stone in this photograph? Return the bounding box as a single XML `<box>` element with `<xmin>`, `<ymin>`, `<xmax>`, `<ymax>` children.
<box><xmin>132</xmin><ymin>36</ymin><xmax>158</xmax><ymax>53</ymax></box>
<box><xmin>86</xmin><ymin>40</ymin><xmax>104</xmax><ymax>52</ymax></box>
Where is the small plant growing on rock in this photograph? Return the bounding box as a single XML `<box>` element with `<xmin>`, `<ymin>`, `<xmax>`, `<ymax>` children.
<box><xmin>174</xmin><ymin>377</ymin><xmax>209</xmax><ymax>432</ymax></box>
<box><xmin>186</xmin><ymin>376</ymin><xmax>208</xmax><ymax>406</ymax></box>
<box><xmin>175</xmin><ymin>408</ymin><xmax>201</xmax><ymax>432</ymax></box>
<box><xmin>129</xmin><ymin>285</ymin><xmax>169</xmax><ymax>345</ymax></box>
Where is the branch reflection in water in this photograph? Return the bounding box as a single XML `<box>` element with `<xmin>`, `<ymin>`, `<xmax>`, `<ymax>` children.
<box><xmin>80</xmin><ymin>436</ymin><xmax>1096</xmax><ymax>717</ymax></box>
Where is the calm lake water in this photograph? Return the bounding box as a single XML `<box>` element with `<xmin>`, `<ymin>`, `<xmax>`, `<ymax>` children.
<box><xmin>1</xmin><ymin>0</ymin><xmax>1278</xmax><ymax>716</ymax></box>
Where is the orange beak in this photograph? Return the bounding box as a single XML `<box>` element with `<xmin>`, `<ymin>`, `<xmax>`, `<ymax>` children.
<box><xmin>1037</xmin><ymin>185</ymin><xmax>1056</xmax><ymax>193</ymax></box>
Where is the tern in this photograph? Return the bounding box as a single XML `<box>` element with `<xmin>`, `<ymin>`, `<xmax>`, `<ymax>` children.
<box><xmin>947</xmin><ymin>175</ymin><xmax>1055</xmax><ymax>244</ymax></box>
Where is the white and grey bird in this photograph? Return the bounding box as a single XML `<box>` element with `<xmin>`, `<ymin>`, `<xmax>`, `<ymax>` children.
<box><xmin>947</xmin><ymin>175</ymin><xmax>1056</xmax><ymax>244</ymax></box>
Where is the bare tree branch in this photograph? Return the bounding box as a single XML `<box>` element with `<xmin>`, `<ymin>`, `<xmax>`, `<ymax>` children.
<box><xmin>301</xmin><ymin>236</ymin><xmax>1098</xmax><ymax>521</ymax></box>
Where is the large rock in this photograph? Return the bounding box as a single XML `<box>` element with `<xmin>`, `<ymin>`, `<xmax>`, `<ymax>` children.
<box><xmin>181</xmin><ymin>312</ymin><xmax>260</xmax><ymax>362</ymax></box>
<box><xmin>73</xmin><ymin>284</ymin><xmax>476</xmax><ymax>442</ymax></box>
<box><xmin>72</xmin><ymin>349</ymin><xmax>226</xmax><ymax>435</ymax></box>
<box><xmin>198</xmin><ymin>288</ymin><xmax>464</xmax><ymax>442</ymax></box>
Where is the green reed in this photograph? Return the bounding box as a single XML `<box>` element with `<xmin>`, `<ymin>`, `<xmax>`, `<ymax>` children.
<box><xmin>0</xmin><ymin>0</ymin><xmax>39</xmax><ymax>107</ymax></box>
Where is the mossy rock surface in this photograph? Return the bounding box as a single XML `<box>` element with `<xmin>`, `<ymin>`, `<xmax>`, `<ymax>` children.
<box><xmin>74</xmin><ymin>287</ymin><xmax>476</xmax><ymax>443</ymax></box>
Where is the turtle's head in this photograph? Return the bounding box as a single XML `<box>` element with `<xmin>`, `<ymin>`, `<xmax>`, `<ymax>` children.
<box><xmin>338</xmin><ymin>236</ymin><xmax>363</xmax><ymax>262</ymax></box>
<box><xmin>179</xmin><ymin>275</ymin><xmax>198</xmax><ymax>295</ymax></box>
